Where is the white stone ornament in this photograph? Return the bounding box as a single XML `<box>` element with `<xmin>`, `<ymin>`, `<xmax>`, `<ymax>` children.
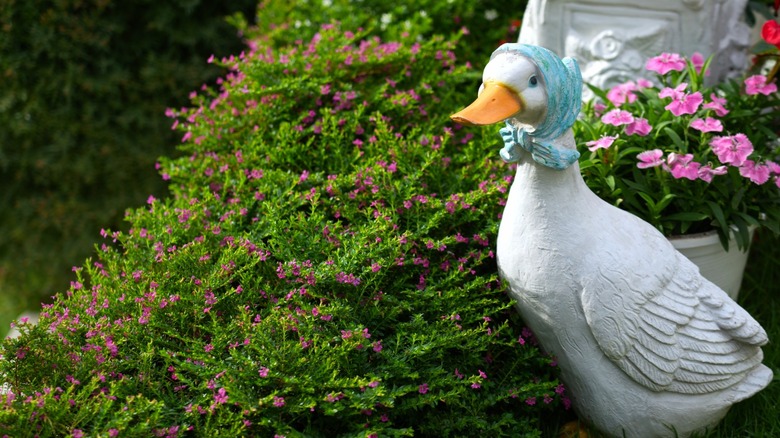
<box><xmin>451</xmin><ymin>44</ymin><xmax>773</xmax><ymax>438</ymax></box>
<box><xmin>517</xmin><ymin>0</ymin><xmax>752</xmax><ymax>91</ymax></box>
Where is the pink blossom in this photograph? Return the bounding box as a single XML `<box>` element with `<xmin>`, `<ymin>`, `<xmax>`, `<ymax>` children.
<box><xmin>606</xmin><ymin>81</ymin><xmax>638</xmax><ymax>106</ymax></box>
<box><xmin>710</xmin><ymin>134</ymin><xmax>753</xmax><ymax>166</ymax></box>
<box><xmin>645</xmin><ymin>52</ymin><xmax>687</xmax><ymax>75</ymax></box>
<box><xmin>744</xmin><ymin>75</ymin><xmax>778</xmax><ymax>96</ymax></box>
<box><xmin>698</xmin><ymin>165</ymin><xmax>727</xmax><ymax>183</ymax></box>
<box><xmin>624</xmin><ymin>118</ymin><xmax>652</xmax><ymax>136</ymax></box>
<box><xmin>418</xmin><ymin>383</ymin><xmax>429</xmax><ymax>394</ymax></box>
<box><xmin>600</xmin><ymin>109</ymin><xmax>635</xmax><ymax>126</ymax></box>
<box><xmin>214</xmin><ymin>387</ymin><xmax>228</xmax><ymax>404</ymax></box>
<box><xmin>637</xmin><ymin>149</ymin><xmax>664</xmax><ymax>169</ymax></box>
<box><xmin>586</xmin><ymin>135</ymin><xmax>618</xmax><ymax>151</ymax></box>
<box><xmin>665</xmin><ymin>153</ymin><xmax>700</xmax><ymax>180</ymax></box>
<box><xmin>659</xmin><ymin>83</ymin><xmax>702</xmax><ymax>116</ymax></box>
<box><xmin>767</xmin><ymin>161</ymin><xmax>780</xmax><ymax>175</ymax></box>
<box><xmin>273</xmin><ymin>396</ymin><xmax>285</xmax><ymax>407</ymax></box>
<box><xmin>703</xmin><ymin>93</ymin><xmax>729</xmax><ymax>116</ymax></box>
<box><xmin>691</xmin><ymin>52</ymin><xmax>707</xmax><ymax>74</ymax></box>
<box><xmin>593</xmin><ymin>102</ymin><xmax>607</xmax><ymax>118</ymax></box>
<box><xmin>739</xmin><ymin>160</ymin><xmax>771</xmax><ymax>184</ymax></box>
<box><xmin>636</xmin><ymin>78</ymin><xmax>654</xmax><ymax>89</ymax></box>
<box><xmin>258</xmin><ymin>367</ymin><xmax>269</xmax><ymax>377</ymax></box>
<box><xmin>689</xmin><ymin>117</ymin><xmax>723</xmax><ymax>133</ymax></box>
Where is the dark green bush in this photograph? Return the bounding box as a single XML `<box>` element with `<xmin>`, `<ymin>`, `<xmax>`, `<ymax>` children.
<box><xmin>0</xmin><ymin>15</ymin><xmax>566</xmax><ymax>437</ymax></box>
<box><xmin>0</xmin><ymin>0</ymin><xmax>256</xmax><ymax>313</ymax></box>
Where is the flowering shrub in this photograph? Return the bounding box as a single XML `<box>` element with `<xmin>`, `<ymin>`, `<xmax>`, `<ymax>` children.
<box><xmin>0</xmin><ymin>20</ymin><xmax>566</xmax><ymax>437</ymax></box>
<box><xmin>575</xmin><ymin>53</ymin><xmax>780</xmax><ymax>249</ymax></box>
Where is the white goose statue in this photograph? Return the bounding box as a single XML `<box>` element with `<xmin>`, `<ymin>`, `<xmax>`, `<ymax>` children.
<box><xmin>451</xmin><ymin>44</ymin><xmax>773</xmax><ymax>437</ymax></box>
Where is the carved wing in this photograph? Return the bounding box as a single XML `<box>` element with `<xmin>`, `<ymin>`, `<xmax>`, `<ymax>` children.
<box><xmin>581</xmin><ymin>249</ymin><xmax>768</xmax><ymax>395</ymax></box>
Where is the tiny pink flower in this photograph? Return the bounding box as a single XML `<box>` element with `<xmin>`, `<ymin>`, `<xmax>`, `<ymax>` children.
<box><xmin>586</xmin><ymin>135</ymin><xmax>618</xmax><ymax>151</ymax></box>
<box><xmin>703</xmin><ymin>93</ymin><xmax>729</xmax><ymax>117</ymax></box>
<box><xmin>601</xmin><ymin>109</ymin><xmax>634</xmax><ymax>126</ymax></box>
<box><xmin>666</xmin><ymin>153</ymin><xmax>700</xmax><ymax>180</ymax></box>
<box><xmin>624</xmin><ymin>117</ymin><xmax>652</xmax><ymax>136</ymax></box>
<box><xmin>214</xmin><ymin>387</ymin><xmax>228</xmax><ymax>404</ymax></box>
<box><xmin>525</xmin><ymin>397</ymin><xmax>537</xmax><ymax>406</ymax></box>
<box><xmin>258</xmin><ymin>367</ymin><xmax>269</xmax><ymax>377</ymax></box>
<box><xmin>637</xmin><ymin>149</ymin><xmax>664</xmax><ymax>169</ymax></box>
<box><xmin>606</xmin><ymin>81</ymin><xmax>638</xmax><ymax>106</ymax></box>
<box><xmin>418</xmin><ymin>383</ymin><xmax>429</xmax><ymax>394</ymax></box>
<box><xmin>744</xmin><ymin>75</ymin><xmax>778</xmax><ymax>96</ymax></box>
<box><xmin>646</xmin><ymin>52</ymin><xmax>687</xmax><ymax>75</ymax></box>
<box><xmin>72</xmin><ymin>430</ymin><xmax>84</xmax><ymax>438</ymax></box>
<box><xmin>273</xmin><ymin>396</ymin><xmax>285</xmax><ymax>407</ymax></box>
<box><xmin>689</xmin><ymin>117</ymin><xmax>723</xmax><ymax>133</ymax></box>
<box><xmin>691</xmin><ymin>52</ymin><xmax>706</xmax><ymax>74</ymax></box>
<box><xmin>739</xmin><ymin>160</ymin><xmax>771</xmax><ymax>184</ymax></box>
<box><xmin>636</xmin><ymin>78</ymin><xmax>654</xmax><ymax>88</ymax></box>
<box><xmin>698</xmin><ymin>164</ymin><xmax>727</xmax><ymax>183</ymax></box>
<box><xmin>767</xmin><ymin>161</ymin><xmax>780</xmax><ymax>175</ymax></box>
<box><xmin>593</xmin><ymin>102</ymin><xmax>607</xmax><ymax>118</ymax></box>
<box><xmin>710</xmin><ymin>134</ymin><xmax>753</xmax><ymax>166</ymax></box>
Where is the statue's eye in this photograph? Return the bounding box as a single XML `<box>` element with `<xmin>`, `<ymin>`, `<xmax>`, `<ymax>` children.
<box><xmin>528</xmin><ymin>75</ymin><xmax>538</xmax><ymax>87</ymax></box>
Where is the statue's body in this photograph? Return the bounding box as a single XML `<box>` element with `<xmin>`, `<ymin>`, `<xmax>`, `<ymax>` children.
<box><xmin>451</xmin><ymin>44</ymin><xmax>772</xmax><ymax>437</ymax></box>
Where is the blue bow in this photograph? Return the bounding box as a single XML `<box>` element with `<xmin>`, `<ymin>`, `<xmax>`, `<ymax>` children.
<box><xmin>499</xmin><ymin>121</ymin><xmax>579</xmax><ymax>170</ymax></box>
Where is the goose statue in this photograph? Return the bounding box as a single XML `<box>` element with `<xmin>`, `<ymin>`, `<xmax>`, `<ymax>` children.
<box><xmin>451</xmin><ymin>43</ymin><xmax>773</xmax><ymax>437</ymax></box>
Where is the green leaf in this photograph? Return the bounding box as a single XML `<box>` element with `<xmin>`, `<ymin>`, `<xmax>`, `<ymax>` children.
<box><xmin>605</xmin><ymin>175</ymin><xmax>616</xmax><ymax>192</ymax></box>
<box><xmin>662</xmin><ymin>212</ymin><xmax>709</xmax><ymax>222</ymax></box>
<box><xmin>637</xmin><ymin>192</ymin><xmax>657</xmax><ymax>210</ymax></box>
<box><xmin>655</xmin><ymin>193</ymin><xmax>677</xmax><ymax>213</ymax></box>
<box><xmin>663</xmin><ymin>127</ymin><xmax>684</xmax><ymax>150</ymax></box>
<box><xmin>706</xmin><ymin>201</ymin><xmax>728</xmax><ymax>231</ymax></box>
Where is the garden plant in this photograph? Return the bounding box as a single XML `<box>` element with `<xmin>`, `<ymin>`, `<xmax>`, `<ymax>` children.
<box><xmin>0</xmin><ymin>11</ymin><xmax>569</xmax><ymax>437</ymax></box>
<box><xmin>574</xmin><ymin>53</ymin><xmax>780</xmax><ymax>250</ymax></box>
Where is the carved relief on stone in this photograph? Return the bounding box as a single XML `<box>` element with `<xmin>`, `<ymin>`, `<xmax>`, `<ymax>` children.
<box><xmin>518</xmin><ymin>0</ymin><xmax>751</xmax><ymax>91</ymax></box>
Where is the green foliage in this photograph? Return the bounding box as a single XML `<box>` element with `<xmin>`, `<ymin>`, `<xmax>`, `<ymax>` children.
<box><xmin>0</xmin><ymin>0</ymin><xmax>256</xmax><ymax>310</ymax></box>
<box><xmin>0</xmin><ymin>16</ymin><xmax>564</xmax><ymax>437</ymax></box>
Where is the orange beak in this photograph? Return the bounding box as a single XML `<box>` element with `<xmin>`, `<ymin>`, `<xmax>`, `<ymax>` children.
<box><xmin>450</xmin><ymin>82</ymin><xmax>524</xmax><ymax>126</ymax></box>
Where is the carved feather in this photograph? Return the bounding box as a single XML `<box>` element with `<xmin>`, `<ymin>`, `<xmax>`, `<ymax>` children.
<box><xmin>583</xmin><ymin>250</ymin><xmax>769</xmax><ymax>395</ymax></box>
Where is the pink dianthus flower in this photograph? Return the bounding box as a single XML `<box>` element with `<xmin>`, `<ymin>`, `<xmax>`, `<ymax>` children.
<box><xmin>710</xmin><ymin>134</ymin><xmax>753</xmax><ymax>166</ymax></box>
<box><xmin>646</xmin><ymin>52</ymin><xmax>687</xmax><ymax>75</ymax></box>
<box><xmin>601</xmin><ymin>109</ymin><xmax>634</xmax><ymax>126</ymax></box>
<box><xmin>744</xmin><ymin>75</ymin><xmax>778</xmax><ymax>96</ymax></box>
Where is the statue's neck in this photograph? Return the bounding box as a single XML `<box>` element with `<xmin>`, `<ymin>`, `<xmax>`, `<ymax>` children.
<box><xmin>510</xmin><ymin>129</ymin><xmax>592</xmax><ymax>206</ymax></box>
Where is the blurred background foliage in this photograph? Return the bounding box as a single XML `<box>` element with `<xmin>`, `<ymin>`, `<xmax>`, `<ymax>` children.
<box><xmin>0</xmin><ymin>0</ymin><xmax>257</xmax><ymax>327</ymax></box>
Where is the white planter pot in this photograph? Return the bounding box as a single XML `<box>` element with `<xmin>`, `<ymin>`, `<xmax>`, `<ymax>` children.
<box><xmin>668</xmin><ymin>228</ymin><xmax>753</xmax><ymax>300</ymax></box>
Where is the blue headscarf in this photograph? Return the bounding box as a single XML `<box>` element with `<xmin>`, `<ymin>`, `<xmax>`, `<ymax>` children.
<box><xmin>492</xmin><ymin>44</ymin><xmax>582</xmax><ymax>170</ymax></box>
